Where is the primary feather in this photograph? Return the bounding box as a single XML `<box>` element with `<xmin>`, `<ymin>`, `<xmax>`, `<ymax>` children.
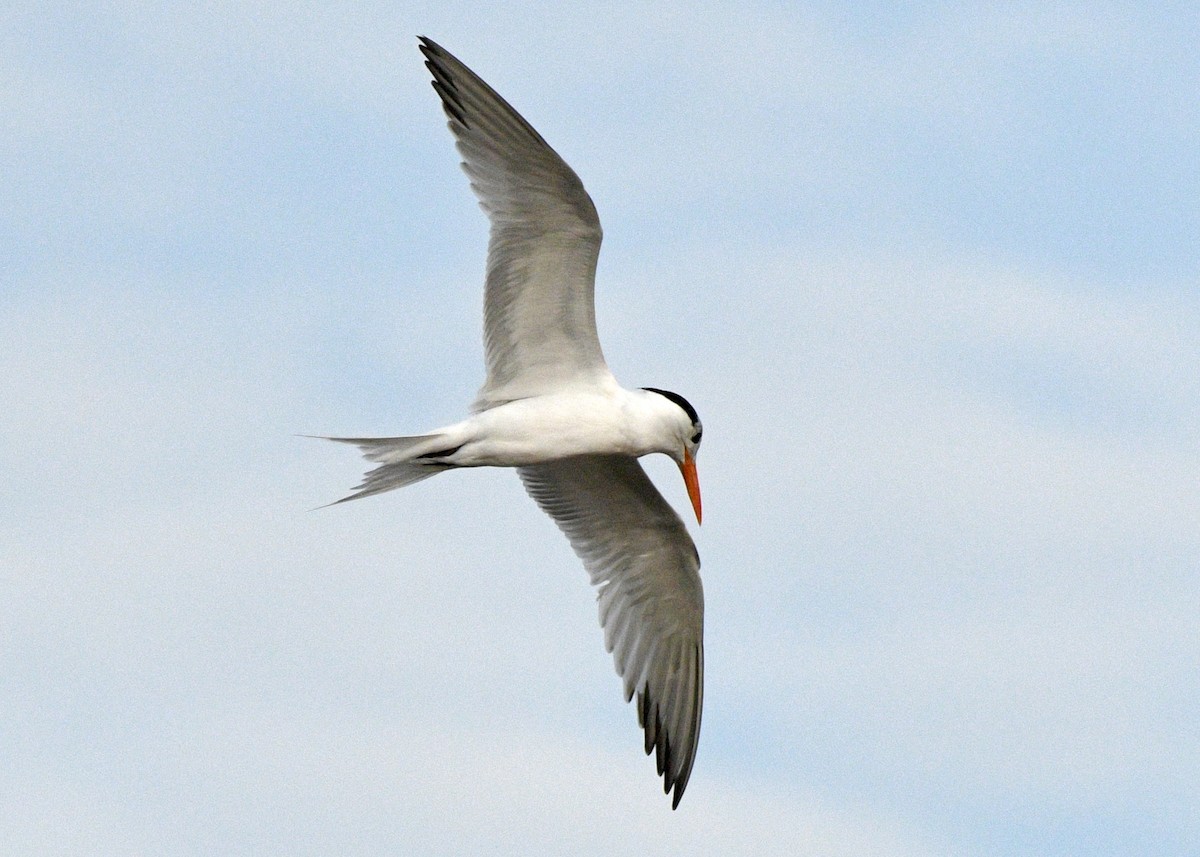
<box><xmin>419</xmin><ymin>37</ymin><xmax>612</xmax><ymax>409</ymax></box>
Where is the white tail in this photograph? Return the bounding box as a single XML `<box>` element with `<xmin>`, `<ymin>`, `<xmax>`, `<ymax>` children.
<box><xmin>318</xmin><ymin>434</ymin><xmax>458</xmax><ymax>503</ymax></box>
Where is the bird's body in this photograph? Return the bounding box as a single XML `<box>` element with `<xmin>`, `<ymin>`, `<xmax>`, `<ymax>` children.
<box><xmin>321</xmin><ymin>37</ymin><xmax>706</xmax><ymax>808</ymax></box>
<box><xmin>339</xmin><ymin>386</ymin><xmax>689</xmax><ymax>469</ymax></box>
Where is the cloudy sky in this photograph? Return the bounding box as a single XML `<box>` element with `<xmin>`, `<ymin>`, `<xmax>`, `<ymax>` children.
<box><xmin>3</xmin><ymin>3</ymin><xmax>1197</xmax><ymax>855</ymax></box>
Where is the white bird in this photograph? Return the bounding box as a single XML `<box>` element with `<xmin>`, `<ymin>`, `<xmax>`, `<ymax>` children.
<box><xmin>321</xmin><ymin>37</ymin><xmax>705</xmax><ymax>808</ymax></box>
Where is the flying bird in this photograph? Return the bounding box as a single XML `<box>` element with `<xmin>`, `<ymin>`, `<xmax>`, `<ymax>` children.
<box><xmin>321</xmin><ymin>37</ymin><xmax>705</xmax><ymax>808</ymax></box>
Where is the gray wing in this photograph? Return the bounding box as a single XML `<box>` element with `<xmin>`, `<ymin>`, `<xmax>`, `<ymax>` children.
<box><xmin>419</xmin><ymin>38</ymin><xmax>613</xmax><ymax>408</ymax></box>
<box><xmin>518</xmin><ymin>455</ymin><xmax>704</xmax><ymax>808</ymax></box>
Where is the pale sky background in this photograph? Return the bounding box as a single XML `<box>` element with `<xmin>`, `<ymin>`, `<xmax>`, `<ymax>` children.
<box><xmin>3</xmin><ymin>3</ymin><xmax>1198</xmax><ymax>855</ymax></box>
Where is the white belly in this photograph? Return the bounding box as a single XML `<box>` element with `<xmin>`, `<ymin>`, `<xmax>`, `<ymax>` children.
<box><xmin>449</xmin><ymin>391</ymin><xmax>651</xmax><ymax>466</ymax></box>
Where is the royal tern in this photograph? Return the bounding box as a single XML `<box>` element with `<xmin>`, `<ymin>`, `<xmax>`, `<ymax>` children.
<box><xmin>321</xmin><ymin>37</ymin><xmax>705</xmax><ymax>808</ymax></box>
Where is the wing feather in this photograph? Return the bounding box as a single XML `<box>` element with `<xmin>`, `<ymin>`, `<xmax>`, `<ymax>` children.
<box><xmin>518</xmin><ymin>455</ymin><xmax>704</xmax><ymax>808</ymax></box>
<box><xmin>419</xmin><ymin>38</ymin><xmax>612</xmax><ymax>407</ymax></box>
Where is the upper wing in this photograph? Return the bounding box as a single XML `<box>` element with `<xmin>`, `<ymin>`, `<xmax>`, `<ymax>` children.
<box><xmin>419</xmin><ymin>38</ymin><xmax>613</xmax><ymax>408</ymax></box>
<box><xmin>518</xmin><ymin>455</ymin><xmax>704</xmax><ymax>808</ymax></box>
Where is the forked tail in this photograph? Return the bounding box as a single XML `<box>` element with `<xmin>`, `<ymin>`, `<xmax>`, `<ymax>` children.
<box><xmin>316</xmin><ymin>434</ymin><xmax>458</xmax><ymax>504</ymax></box>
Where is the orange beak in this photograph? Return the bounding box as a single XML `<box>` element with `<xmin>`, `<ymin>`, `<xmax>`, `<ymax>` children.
<box><xmin>679</xmin><ymin>449</ymin><xmax>702</xmax><ymax>525</ymax></box>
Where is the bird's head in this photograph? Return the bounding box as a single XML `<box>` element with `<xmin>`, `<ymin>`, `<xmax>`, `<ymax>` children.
<box><xmin>642</xmin><ymin>387</ymin><xmax>703</xmax><ymax>524</ymax></box>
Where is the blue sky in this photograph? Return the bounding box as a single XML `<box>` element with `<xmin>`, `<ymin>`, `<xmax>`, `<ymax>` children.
<box><xmin>3</xmin><ymin>3</ymin><xmax>1197</xmax><ymax>855</ymax></box>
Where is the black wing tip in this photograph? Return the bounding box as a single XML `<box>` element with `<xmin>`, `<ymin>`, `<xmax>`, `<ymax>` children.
<box><xmin>418</xmin><ymin>37</ymin><xmax>448</xmax><ymax>75</ymax></box>
<box><xmin>632</xmin><ymin>641</ymin><xmax>704</xmax><ymax>809</ymax></box>
<box><xmin>419</xmin><ymin>40</ymin><xmax>472</xmax><ymax>131</ymax></box>
<box><xmin>636</xmin><ymin>684</ymin><xmax>697</xmax><ymax>810</ymax></box>
<box><xmin>431</xmin><ymin>80</ymin><xmax>468</xmax><ymax>128</ymax></box>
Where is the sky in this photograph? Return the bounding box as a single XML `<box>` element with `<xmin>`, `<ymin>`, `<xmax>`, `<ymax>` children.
<box><xmin>3</xmin><ymin>2</ymin><xmax>1198</xmax><ymax>855</ymax></box>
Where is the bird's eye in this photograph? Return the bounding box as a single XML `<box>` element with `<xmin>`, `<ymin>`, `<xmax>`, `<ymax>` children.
<box><xmin>691</xmin><ymin>429</ymin><xmax>702</xmax><ymax>444</ymax></box>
